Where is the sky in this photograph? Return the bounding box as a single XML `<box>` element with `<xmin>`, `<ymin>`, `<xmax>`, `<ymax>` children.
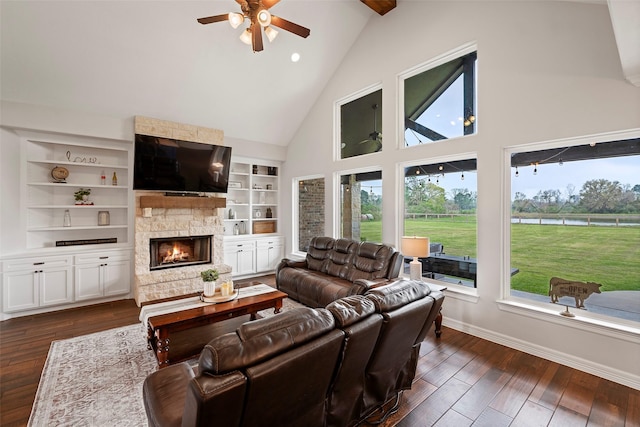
<box><xmin>511</xmin><ymin>156</ymin><xmax>639</xmax><ymax>199</ymax></box>
<box><xmin>361</xmin><ymin>154</ymin><xmax>638</xmax><ymax>202</ymax></box>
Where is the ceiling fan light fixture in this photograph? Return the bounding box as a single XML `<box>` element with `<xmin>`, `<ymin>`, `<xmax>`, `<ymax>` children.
<box><xmin>228</xmin><ymin>12</ymin><xmax>244</xmax><ymax>29</ymax></box>
<box><xmin>265</xmin><ymin>26</ymin><xmax>278</xmax><ymax>42</ymax></box>
<box><xmin>239</xmin><ymin>28</ymin><xmax>252</xmax><ymax>45</ymax></box>
<box><xmin>257</xmin><ymin>9</ymin><xmax>272</xmax><ymax>27</ymax></box>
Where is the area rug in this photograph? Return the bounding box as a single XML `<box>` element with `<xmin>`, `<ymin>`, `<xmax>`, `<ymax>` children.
<box><xmin>28</xmin><ymin>324</ymin><xmax>156</xmax><ymax>427</ymax></box>
<box><xmin>28</xmin><ymin>298</ymin><xmax>307</xmax><ymax>426</ymax></box>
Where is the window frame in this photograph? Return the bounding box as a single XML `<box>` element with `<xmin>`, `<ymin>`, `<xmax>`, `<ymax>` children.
<box><xmin>334</xmin><ymin>166</ymin><xmax>384</xmax><ymax>242</ymax></box>
<box><xmin>292</xmin><ymin>174</ymin><xmax>325</xmax><ymax>258</ymax></box>
<box><xmin>399</xmin><ymin>153</ymin><xmax>480</xmax><ymax>295</ymax></box>
<box><xmin>501</xmin><ymin>129</ymin><xmax>640</xmax><ymax>335</ymax></box>
<box><xmin>334</xmin><ymin>83</ymin><xmax>383</xmax><ymax>161</ymax></box>
<box><xmin>398</xmin><ymin>41</ymin><xmax>478</xmax><ymax>149</ymax></box>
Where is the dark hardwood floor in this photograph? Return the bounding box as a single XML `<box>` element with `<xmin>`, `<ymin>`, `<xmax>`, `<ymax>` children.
<box><xmin>1</xmin><ymin>275</ymin><xmax>638</xmax><ymax>427</ymax></box>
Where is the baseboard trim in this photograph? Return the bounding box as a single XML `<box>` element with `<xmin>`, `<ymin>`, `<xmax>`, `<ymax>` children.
<box><xmin>442</xmin><ymin>317</ymin><xmax>640</xmax><ymax>391</ymax></box>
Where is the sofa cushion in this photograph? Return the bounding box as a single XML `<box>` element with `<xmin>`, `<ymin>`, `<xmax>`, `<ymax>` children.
<box><xmin>306</xmin><ymin>236</ymin><xmax>335</xmax><ymax>271</ymax></box>
<box><xmin>326</xmin><ymin>295</ymin><xmax>376</xmax><ymax>328</ymax></box>
<box><xmin>323</xmin><ymin>238</ymin><xmax>357</xmax><ymax>278</ymax></box>
<box><xmin>347</xmin><ymin>242</ymin><xmax>397</xmax><ymax>282</ymax></box>
<box><xmin>198</xmin><ymin>307</ymin><xmax>335</xmax><ymax>374</ymax></box>
<box><xmin>365</xmin><ymin>279</ymin><xmax>431</xmax><ymax>312</ymax></box>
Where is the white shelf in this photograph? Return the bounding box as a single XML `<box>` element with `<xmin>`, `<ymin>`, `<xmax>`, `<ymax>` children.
<box><xmin>23</xmin><ymin>136</ymin><xmax>132</xmax><ymax>249</ymax></box>
<box><xmin>28</xmin><ymin>159</ymin><xmax>127</xmax><ymax>169</ymax></box>
<box><xmin>28</xmin><ymin>205</ymin><xmax>128</xmax><ymax>209</ymax></box>
<box><xmin>27</xmin><ymin>182</ymin><xmax>128</xmax><ymax>189</ymax></box>
<box><xmin>253</xmin><ymin>217</ymin><xmax>278</xmax><ymax>221</ymax></box>
<box><xmin>28</xmin><ymin>225</ymin><xmax>128</xmax><ymax>232</ymax></box>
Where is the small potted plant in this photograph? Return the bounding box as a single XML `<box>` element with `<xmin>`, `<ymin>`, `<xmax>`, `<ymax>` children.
<box><xmin>74</xmin><ymin>188</ymin><xmax>92</xmax><ymax>205</ymax></box>
<box><xmin>201</xmin><ymin>268</ymin><xmax>219</xmax><ymax>297</ymax></box>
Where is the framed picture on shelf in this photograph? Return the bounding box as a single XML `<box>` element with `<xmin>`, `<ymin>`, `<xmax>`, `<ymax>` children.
<box><xmin>228</xmin><ymin>181</ymin><xmax>242</xmax><ymax>189</ymax></box>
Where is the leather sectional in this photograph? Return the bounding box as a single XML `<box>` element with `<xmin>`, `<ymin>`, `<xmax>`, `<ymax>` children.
<box><xmin>142</xmin><ymin>279</ymin><xmax>445</xmax><ymax>427</ymax></box>
<box><xmin>275</xmin><ymin>236</ymin><xmax>404</xmax><ymax>307</ymax></box>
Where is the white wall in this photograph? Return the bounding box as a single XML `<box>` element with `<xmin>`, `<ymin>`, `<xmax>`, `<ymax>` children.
<box><xmin>282</xmin><ymin>1</ymin><xmax>640</xmax><ymax>388</ymax></box>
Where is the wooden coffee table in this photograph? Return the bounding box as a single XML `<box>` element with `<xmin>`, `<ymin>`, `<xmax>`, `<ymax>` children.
<box><xmin>145</xmin><ymin>286</ymin><xmax>287</xmax><ymax>368</ymax></box>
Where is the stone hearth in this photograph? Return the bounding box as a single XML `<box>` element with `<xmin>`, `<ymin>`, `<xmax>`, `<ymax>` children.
<box><xmin>134</xmin><ymin>193</ymin><xmax>231</xmax><ymax>306</ymax></box>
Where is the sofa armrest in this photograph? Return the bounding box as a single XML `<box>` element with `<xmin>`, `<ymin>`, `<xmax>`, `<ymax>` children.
<box><xmin>182</xmin><ymin>371</ymin><xmax>247</xmax><ymax>427</ymax></box>
<box><xmin>350</xmin><ymin>278</ymin><xmax>392</xmax><ymax>295</ymax></box>
<box><xmin>276</xmin><ymin>258</ymin><xmax>306</xmax><ymax>272</ymax></box>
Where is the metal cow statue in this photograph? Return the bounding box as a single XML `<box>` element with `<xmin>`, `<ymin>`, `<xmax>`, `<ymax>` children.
<box><xmin>549</xmin><ymin>277</ymin><xmax>602</xmax><ymax>308</ymax></box>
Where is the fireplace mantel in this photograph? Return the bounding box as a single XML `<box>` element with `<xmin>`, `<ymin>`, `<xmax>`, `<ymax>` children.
<box><xmin>139</xmin><ymin>195</ymin><xmax>226</xmax><ymax>209</ymax></box>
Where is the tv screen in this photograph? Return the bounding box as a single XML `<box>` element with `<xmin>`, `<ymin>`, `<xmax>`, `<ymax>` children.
<box><xmin>133</xmin><ymin>134</ymin><xmax>232</xmax><ymax>193</ymax></box>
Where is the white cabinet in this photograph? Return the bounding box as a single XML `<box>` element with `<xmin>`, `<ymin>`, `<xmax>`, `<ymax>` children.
<box><xmin>1</xmin><ymin>249</ymin><xmax>131</xmax><ymax>315</ymax></box>
<box><xmin>224</xmin><ymin>240</ymin><xmax>256</xmax><ymax>276</ymax></box>
<box><xmin>224</xmin><ymin>236</ymin><xmax>284</xmax><ymax>278</ymax></box>
<box><xmin>256</xmin><ymin>237</ymin><xmax>284</xmax><ymax>272</ymax></box>
<box><xmin>22</xmin><ymin>133</ymin><xmax>131</xmax><ymax>249</ymax></box>
<box><xmin>2</xmin><ymin>255</ymin><xmax>73</xmax><ymax>312</ymax></box>
<box><xmin>74</xmin><ymin>251</ymin><xmax>130</xmax><ymax>301</ymax></box>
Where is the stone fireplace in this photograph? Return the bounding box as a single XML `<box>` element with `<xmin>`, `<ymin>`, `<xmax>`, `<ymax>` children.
<box><xmin>133</xmin><ymin>116</ymin><xmax>230</xmax><ymax>306</ymax></box>
<box><xmin>134</xmin><ymin>193</ymin><xmax>230</xmax><ymax>306</ymax></box>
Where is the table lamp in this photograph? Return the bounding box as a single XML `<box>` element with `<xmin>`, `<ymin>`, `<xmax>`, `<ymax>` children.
<box><xmin>401</xmin><ymin>236</ymin><xmax>430</xmax><ymax>281</ymax></box>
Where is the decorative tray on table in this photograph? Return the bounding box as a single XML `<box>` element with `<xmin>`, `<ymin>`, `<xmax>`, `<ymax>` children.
<box><xmin>200</xmin><ymin>290</ymin><xmax>239</xmax><ymax>304</ymax></box>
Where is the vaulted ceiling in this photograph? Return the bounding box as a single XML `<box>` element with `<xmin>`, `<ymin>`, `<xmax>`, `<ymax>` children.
<box><xmin>1</xmin><ymin>1</ymin><xmax>637</xmax><ymax>147</ymax></box>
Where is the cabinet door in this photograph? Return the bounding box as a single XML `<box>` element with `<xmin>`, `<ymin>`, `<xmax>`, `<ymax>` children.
<box><xmin>237</xmin><ymin>249</ymin><xmax>256</xmax><ymax>275</ymax></box>
<box><xmin>267</xmin><ymin>244</ymin><xmax>284</xmax><ymax>270</ymax></box>
<box><xmin>74</xmin><ymin>264</ymin><xmax>103</xmax><ymax>301</ymax></box>
<box><xmin>103</xmin><ymin>260</ymin><xmax>130</xmax><ymax>296</ymax></box>
<box><xmin>256</xmin><ymin>238</ymin><xmax>284</xmax><ymax>272</ymax></box>
<box><xmin>39</xmin><ymin>267</ymin><xmax>73</xmax><ymax>306</ymax></box>
<box><xmin>2</xmin><ymin>270</ymin><xmax>39</xmax><ymax>312</ymax></box>
<box><xmin>224</xmin><ymin>250</ymin><xmax>240</xmax><ymax>274</ymax></box>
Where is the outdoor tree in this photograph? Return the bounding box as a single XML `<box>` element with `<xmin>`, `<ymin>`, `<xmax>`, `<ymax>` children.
<box><xmin>451</xmin><ymin>188</ymin><xmax>477</xmax><ymax>212</ymax></box>
<box><xmin>579</xmin><ymin>179</ymin><xmax>624</xmax><ymax>213</ymax></box>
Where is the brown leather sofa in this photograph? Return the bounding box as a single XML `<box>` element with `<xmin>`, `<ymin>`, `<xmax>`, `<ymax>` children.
<box><xmin>275</xmin><ymin>236</ymin><xmax>403</xmax><ymax>308</ymax></box>
<box><xmin>142</xmin><ymin>279</ymin><xmax>445</xmax><ymax>427</ymax></box>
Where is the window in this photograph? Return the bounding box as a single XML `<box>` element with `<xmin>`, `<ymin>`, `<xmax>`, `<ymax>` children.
<box><xmin>338</xmin><ymin>169</ymin><xmax>382</xmax><ymax>242</ymax></box>
<box><xmin>510</xmin><ymin>138</ymin><xmax>640</xmax><ymax>323</ymax></box>
<box><xmin>403</xmin><ymin>50</ymin><xmax>477</xmax><ymax>147</ymax></box>
<box><xmin>403</xmin><ymin>158</ymin><xmax>478</xmax><ymax>286</ymax></box>
<box><xmin>295</xmin><ymin>176</ymin><xmax>325</xmax><ymax>253</ymax></box>
<box><xmin>339</xmin><ymin>89</ymin><xmax>382</xmax><ymax>159</ymax></box>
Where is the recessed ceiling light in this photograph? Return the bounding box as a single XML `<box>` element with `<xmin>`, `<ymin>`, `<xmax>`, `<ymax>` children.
<box><xmin>291</xmin><ymin>52</ymin><xmax>300</xmax><ymax>62</ymax></box>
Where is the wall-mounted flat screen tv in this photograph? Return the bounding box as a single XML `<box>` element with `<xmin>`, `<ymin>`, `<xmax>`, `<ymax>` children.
<box><xmin>133</xmin><ymin>134</ymin><xmax>232</xmax><ymax>194</ymax></box>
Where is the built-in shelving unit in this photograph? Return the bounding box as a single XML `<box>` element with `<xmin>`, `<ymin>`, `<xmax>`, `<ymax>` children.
<box><xmin>225</xmin><ymin>159</ymin><xmax>279</xmax><ymax>237</ymax></box>
<box><xmin>23</xmin><ymin>136</ymin><xmax>131</xmax><ymax>249</ymax></box>
<box><xmin>223</xmin><ymin>157</ymin><xmax>283</xmax><ymax>278</ymax></box>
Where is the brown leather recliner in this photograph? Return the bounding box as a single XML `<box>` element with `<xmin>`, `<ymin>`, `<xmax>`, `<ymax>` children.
<box><xmin>361</xmin><ymin>279</ymin><xmax>445</xmax><ymax>422</ymax></box>
<box><xmin>142</xmin><ymin>280</ymin><xmax>444</xmax><ymax>427</ymax></box>
<box><xmin>324</xmin><ymin>295</ymin><xmax>383</xmax><ymax>427</ymax></box>
<box><xmin>143</xmin><ymin>307</ymin><xmax>343</xmax><ymax>427</ymax></box>
<box><xmin>276</xmin><ymin>237</ymin><xmax>403</xmax><ymax>308</ymax></box>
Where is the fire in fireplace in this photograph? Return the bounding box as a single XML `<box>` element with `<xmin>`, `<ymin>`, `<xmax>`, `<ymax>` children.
<box><xmin>149</xmin><ymin>235</ymin><xmax>212</xmax><ymax>271</ymax></box>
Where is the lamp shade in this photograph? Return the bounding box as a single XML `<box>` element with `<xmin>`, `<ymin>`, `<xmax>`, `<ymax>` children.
<box><xmin>401</xmin><ymin>236</ymin><xmax>430</xmax><ymax>258</ymax></box>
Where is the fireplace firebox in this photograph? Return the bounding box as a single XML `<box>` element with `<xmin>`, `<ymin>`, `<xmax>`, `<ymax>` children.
<box><xmin>149</xmin><ymin>235</ymin><xmax>212</xmax><ymax>271</ymax></box>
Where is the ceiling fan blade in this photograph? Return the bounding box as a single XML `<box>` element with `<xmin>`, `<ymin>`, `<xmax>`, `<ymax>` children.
<box><xmin>197</xmin><ymin>14</ymin><xmax>229</xmax><ymax>25</ymax></box>
<box><xmin>251</xmin><ymin>21</ymin><xmax>264</xmax><ymax>52</ymax></box>
<box><xmin>262</xmin><ymin>0</ymin><xmax>281</xmax><ymax>9</ymax></box>
<box><xmin>270</xmin><ymin>15</ymin><xmax>310</xmax><ymax>38</ymax></box>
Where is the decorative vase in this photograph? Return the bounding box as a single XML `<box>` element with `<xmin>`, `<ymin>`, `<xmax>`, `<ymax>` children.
<box><xmin>203</xmin><ymin>281</ymin><xmax>216</xmax><ymax>297</ymax></box>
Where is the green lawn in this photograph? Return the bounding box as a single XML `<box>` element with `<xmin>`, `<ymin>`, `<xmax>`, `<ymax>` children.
<box><xmin>361</xmin><ymin>218</ymin><xmax>640</xmax><ymax>295</ymax></box>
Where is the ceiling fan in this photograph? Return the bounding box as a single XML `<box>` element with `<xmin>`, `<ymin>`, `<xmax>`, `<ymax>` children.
<box><xmin>197</xmin><ymin>0</ymin><xmax>310</xmax><ymax>53</ymax></box>
<box><xmin>358</xmin><ymin>104</ymin><xmax>382</xmax><ymax>148</ymax></box>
